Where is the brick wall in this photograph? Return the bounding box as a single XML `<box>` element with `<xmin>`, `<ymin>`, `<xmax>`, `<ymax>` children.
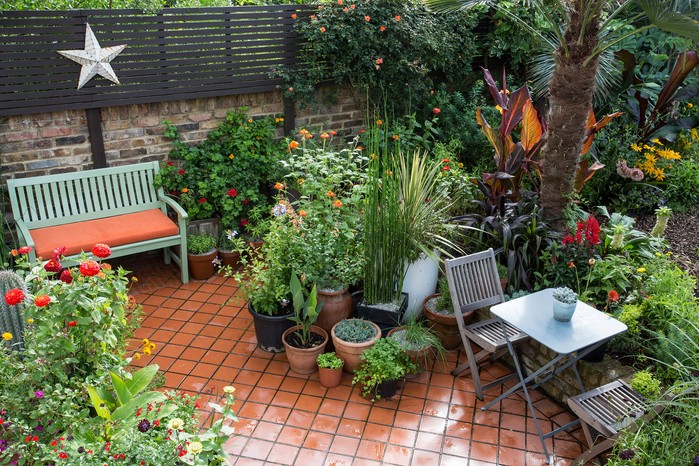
<box><xmin>0</xmin><ymin>85</ymin><xmax>363</xmax><ymax>183</ymax></box>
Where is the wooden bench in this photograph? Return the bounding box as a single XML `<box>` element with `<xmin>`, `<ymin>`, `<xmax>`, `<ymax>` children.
<box><xmin>7</xmin><ymin>162</ymin><xmax>189</xmax><ymax>283</ymax></box>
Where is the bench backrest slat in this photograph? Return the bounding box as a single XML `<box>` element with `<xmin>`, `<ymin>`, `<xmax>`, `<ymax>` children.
<box><xmin>7</xmin><ymin>162</ymin><xmax>164</xmax><ymax>229</ymax></box>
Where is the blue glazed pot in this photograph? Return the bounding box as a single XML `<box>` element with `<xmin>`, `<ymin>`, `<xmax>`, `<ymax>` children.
<box><xmin>552</xmin><ymin>299</ymin><xmax>577</xmax><ymax>322</ymax></box>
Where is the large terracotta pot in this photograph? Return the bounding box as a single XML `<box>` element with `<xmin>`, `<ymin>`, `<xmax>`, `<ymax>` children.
<box><xmin>188</xmin><ymin>250</ymin><xmax>217</xmax><ymax>280</ymax></box>
<box><xmin>316</xmin><ymin>288</ymin><xmax>353</xmax><ymax>338</ymax></box>
<box><xmin>422</xmin><ymin>293</ymin><xmax>468</xmax><ymax>350</ymax></box>
<box><xmin>387</xmin><ymin>327</ymin><xmax>434</xmax><ymax>376</ymax></box>
<box><xmin>283</xmin><ymin>325</ymin><xmax>328</xmax><ymax>375</ymax></box>
<box><xmin>218</xmin><ymin>250</ymin><xmax>241</xmax><ymax>269</ymax></box>
<box><xmin>331</xmin><ymin>319</ymin><xmax>382</xmax><ymax>374</ymax></box>
<box><xmin>248</xmin><ymin>302</ymin><xmax>294</xmax><ymax>353</ymax></box>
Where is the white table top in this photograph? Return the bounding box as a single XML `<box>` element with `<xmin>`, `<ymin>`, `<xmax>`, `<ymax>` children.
<box><xmin>490</xmin><ymin>288</ymin><xmax>627</xmax><ymax>354</ymax></box>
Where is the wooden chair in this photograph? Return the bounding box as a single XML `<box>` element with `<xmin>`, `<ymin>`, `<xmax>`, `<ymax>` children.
<box><xmin>444</xmin><ymin>248</ymin><xmax>529</xmax><ymax>400</ymax></box>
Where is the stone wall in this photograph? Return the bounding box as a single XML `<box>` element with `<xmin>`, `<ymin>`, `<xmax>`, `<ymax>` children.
<box><xmin>0</xmin><ymin>85</ymin><xmax>363</xmax><ymax>184</ymax></box>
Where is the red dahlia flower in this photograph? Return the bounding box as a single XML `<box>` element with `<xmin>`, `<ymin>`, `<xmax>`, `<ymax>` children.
<box><xmin>52</xmin><ymin>246</ymin><xmax>67</xmax><ymax>259</ymax></box>
<box><xmin>79</xmin><ymin>260</ymin><xmax>101</xmax><ymax>276</ymax></box>
<box><xmin>4</xmin><ymin>288</ymin><xmax>25</xmax><ymax>306</ymax></box>
<box><xmin>227</xmin><ymin>188</ymin><xmax>238</xmax><ymax>197</ymax></box>
<box><xmin>91</xmin><ymin>243</ymin><xmax>111</xmax><ymax>259</ymax></box>
<box><xmin>34</xmin><ymin>295</ymin><xmax>51</xmax><ymax>307</ymax></box>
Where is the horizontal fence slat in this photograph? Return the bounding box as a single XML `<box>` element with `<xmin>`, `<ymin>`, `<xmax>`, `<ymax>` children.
<box><xmin>0</xmin><ymin>5</ymin><xmax>313</xmax><ymax>117</ymax></box>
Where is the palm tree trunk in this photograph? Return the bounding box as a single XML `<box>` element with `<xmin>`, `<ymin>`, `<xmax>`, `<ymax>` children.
<box><xmin>540</xmin><ymin>0</ymin><xmax>604</xmax><ymax>231</ymax></box>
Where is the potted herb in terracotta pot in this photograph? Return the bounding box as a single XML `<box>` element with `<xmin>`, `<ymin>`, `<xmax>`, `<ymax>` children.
<box><xmin>187</xmin><ymin>232</ymin><xmax>217</xmax><ymax>280</ymax></box>
<box><xmin>352</xmin><ymin>337</ymin><xmax>418</xmax><ymax>402</ymax></box>
<box><xmin>218</xmin><ymin>228</ymin><xmax>246</xmax><ymax>269</ymax></box>
<box><xmin>331</xmin><ymin>318</ymin><xmax>381</xmax><ymax>374</ymax></box>
<box><xmin>283</xmin><ymin>272</ymin><xmax>328</xmax><ymax>374</ymax></box>
<box><xmin>316</xmin><ymin>352</ymin><xmax>344</xmax><ymax>388</ymax></box>
<box><xmin>422</xmin><ymin>278</ymin><xmax>468</xmax><ymax>350</ymax></box>
<box><xmin>387</xmin><ymin>318</ymin><xmax>445</xmax><ymax>377</ymax></box>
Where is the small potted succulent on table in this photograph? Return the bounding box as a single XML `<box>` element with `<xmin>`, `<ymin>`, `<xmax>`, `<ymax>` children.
<box><xmin>552</xmin><ymin>287</ymin><xmax>578</xmax><ymax>322</ymax></box>
<box><xmin>352</xmin><ymin>338</ymin><xmax>418</xmax><ymax>402</ymax></box>
<box><xmin>331</xmin><ymin>318</ymin><xmax>382</xmax><ymax>374</ymax></box>
<box><xmin>187</xmin><ymin>231</ymin><xmax>218</xmax><ymax>280</ymax></box>
<box><xmin>316</xmin><ymin>352</ymin><xmax>344</xmax><ymax>388</ymax></box>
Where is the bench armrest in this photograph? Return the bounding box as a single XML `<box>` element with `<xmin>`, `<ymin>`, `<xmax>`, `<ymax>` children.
<box><xmin>14</xmin><ymin>218</ymin><xmax>37</xmax><ymax>261</ymax></box>
<box><xmin>159</xmin><ymin>194</ymin><xmax>188</xmax><ymax>221</ymax></box>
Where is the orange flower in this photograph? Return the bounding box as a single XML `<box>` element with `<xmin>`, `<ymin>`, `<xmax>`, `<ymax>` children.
<box><xmin>608</xmin><ymin>290</ymin><xmax>619</xmax><ymax>302</ymax></box>
<box><xmin>364</xmin><ymin>15</ymin><xmax>371</xmax><ymax>21</ymax></box>
<box><xmin>326</xmin><ymin>190</ymin><xmax>336</xmax><ymax>198</ymax></box>
<box><xmin>442</xmin><ymin>158</ymin><xmax>450</xmax><ymax>163</ymax></box>
<box><xmin>291</xmin><ymin>13</ymin><xmax>297</xmax><ymax>19</ymax></box>
<box><xmin>305</xmin><ymin>133</ymin><xmax>313</xmax><ymax>139</ymax></box>
<box><xmin>329</xmin><ymin>130</ymin><xmax>337</xmax><ymax>136</ymax></box>
<box><xmin>274</xmin><ymin>182</ymin><xmax>285</xmax><ymax>190</ymax></box>
<box><xmin>376</xmin><ymin>119</ymin><xmax>383</xmax><ymax>126</ymax></box>
<box><xmin>289</xmin><ymin>140</ymin><xmax>299</xmax><ymax>150</ymax></box>
<box><xmin>333</xmin><ymin>200</ymin><xmax>343</xmax><ymax>208</ymax></box>
<box><xmin>392</xmin><ymin>134</ymin><xmax>399</xmax><ymax>140</ymax></box>
<box><xmin>298</xmin><ymin>210</ymin><xmax>308</xmax><ymax>217</ymax></box>
<box><xmin>394</xmin><ymin>15</ymin><xmax>401</xmax><ymax>21</ymax></box>
<box><xmin>568</xmin><ymin>261</ymin><xmax>575</xmax><ymax>268</ymax></box>
<box><xmin>320</xmin><ymin>26</ymin><xmax>326</xmax><ymax>33</ymax></box>
<box><xmin>350</xmin><ymin>4</ymin><xmax>355</xmax><ymax>8</ymax></box>
<box><xmin>299</xmin><ymin>129</ymin><xmax>309</xmax><ymax>135</ymax></box>
<box><xmin>380</xmin><ymin>25</ymin><xmax>386</xmax><ymax>31</ymax></box>
<box><xmin>320</xmin><ymin>132</ymin><xmax>329</xmax><ymax>139</ymax></box>
<box><xmin>337</xmin><ymin>0</ymin><xmax>343</xmax><ymax>4</ymax></box>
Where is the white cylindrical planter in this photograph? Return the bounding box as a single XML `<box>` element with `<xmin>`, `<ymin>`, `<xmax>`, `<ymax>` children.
<box><xmin>401</xmin><ymin>251</ymin><xmax>440</xmax><ymax>322</ymax></box>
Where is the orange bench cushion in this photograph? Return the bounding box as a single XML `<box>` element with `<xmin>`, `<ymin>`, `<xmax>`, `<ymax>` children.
<box><xmin>30</xmin><ymin>209</ymin><xmax>179</xmax><ymax>259</ymax></box>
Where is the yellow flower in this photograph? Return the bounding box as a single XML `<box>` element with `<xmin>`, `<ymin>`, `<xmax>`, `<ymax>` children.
<box><xmin>2</xmin><ymin>332</ymin><xmax>12</xmax><ymax>341</ymax></box>
<box><xmin>630</xmin><ymin>143</ymin><xmax>643</xmax><ymax>152</ymax></box>
<box><xmin>143</xmin><ymin>347</ymin><xmax>151</xmax><ymax>355</ymax></box>
<box><xmin>248</xmin><ymin>119</ymin><xmax>253</xmax><ymax>123</ymax></box>
<box><xmin>657</xmin><ymin>148</ymin><xmax>681</xmax><ymax>160</ymax></box>
<box><xmin>142</xmin><ymin>338</ymin><xmax>150</xmax><ymax>345</ymax></box>
<box><xmin>691</xmin><ymin>128</ymin><xmax>698</xmax><ymax>141</ymax></box>
<box><xmin>229</xmin><ymin>154</ymin><xmax>235</xmax><ymax>159</ymax></box>
<box><xmin>223</xmin><ymin>386</ymin><xmax>236</xmax><ymax>394</ymax></box>
<box><xmin>458</xmin><ymin>162</ymin><xmax>464</xmax><ymax>168</ymax></box>
<box><xmin>637</xmin><ymin>267</ymin><xmax>647</xmax><ymax>273</ymax></box>
<box><xmin>148</xmin><ymin>343</ymin><xmax>156</xmax><ymax>350</ymax></box>
<box><xmin>132</xmin><ymin>277</ymin><xmax>138</xmax><ymax>282</ymax></box>
<box><xmin>189</xmin><ymin>442</ymin><xmax>203</xmax><ymax>455</ymax></box>
<box><xmin>27</xmin><ymin>318</ymin><xmax>34</xmax><ymax>324</ymax></box>
<box><xmin>655</xmin><ymin>252</ymin><xmax>662</xmax><ymax>257</ymax></box>
<box><xmin>297</xmin><ymin>178</ymin><xmax>304</xmax><ymax>185</ymax></box>
<box><xmin>651</xmin><ymin>138</ymin><xmax>663</xmax><ymax>146</ymax></box>
<box><xmin>133</xmin><ymin>353</ymin><xmax>141</xmax><ymax>360</ymax></box>
<box><xmin>495</xmin><ymin>105</ymin><xmax>503</xmax><ymax>114</ymax></box>
<box><xmin>687</xmin><ymin>103</ymin><xmax>694</xmax><ymax>109</ymax></box>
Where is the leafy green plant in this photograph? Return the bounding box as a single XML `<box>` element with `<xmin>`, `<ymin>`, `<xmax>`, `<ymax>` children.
<box><xmin>333</xmin><ymin>319</ymin><xmax>378</xmax><ymax>343</ymax></box>
<box><xmin>388</xmin><ymin>318</ymin><xmax>446</xmax><ymax>368</ymax></box>
<box><xmin>187</xmin><ymin>232</ymin><xmax>217</xmax><ymax>255</ymax></box>
<box><xmin>433</xmin><ymin>278</ymin><xmax>454</xmax><ymax>315</ymax></box>
<box><xmin>630</xmin><ymin>369</ymin><xmax>662</xmax><ymax>400</ymax></box>
<box><xmin>317</xmin><ymin>352</ymin><xmax>344</xmax><ymax>370</ymax></box>
<box><xmin>287</xmin><ymin>271</ymin><xmax>323</xmax><ymax>347</ymax></box>
<box><xmin>352</xmin><ymin>338</ymin><xmax>418</xmax><ymax>401</ymax></box>
<box><xmin>218</xmin><ymin>229</ymin><xmax>247</xmax><ymax>253</ymax></box>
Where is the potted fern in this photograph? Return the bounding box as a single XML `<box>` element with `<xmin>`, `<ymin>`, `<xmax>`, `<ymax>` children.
<box><xmin>187</xmin><ymin>232</ymin><xmax>217</xmax><ymax>280</ymax></box>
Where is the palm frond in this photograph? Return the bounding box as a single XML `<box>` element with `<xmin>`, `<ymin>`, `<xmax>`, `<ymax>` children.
<box><xmin>637</xmin><ymin>0</ymin><xmax>699</xmax><ymax>41</ymax></box>
<box><xmin>423</xmin><ymin>0</ymin><xmax>490</xmax><ymax>13</ymax></box>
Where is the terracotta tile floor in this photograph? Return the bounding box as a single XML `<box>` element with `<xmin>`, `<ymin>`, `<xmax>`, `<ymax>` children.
<box><xmin>122</xmin><ymin>256</ymin><xmax>587</xmax><ymax>465</ymax></box>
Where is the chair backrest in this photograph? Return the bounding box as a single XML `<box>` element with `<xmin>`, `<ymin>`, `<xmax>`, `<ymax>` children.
<box><xmin>445</xmin><ymin>248</ymin><xmax>504</xmax><ymax>316</ymax></box>
<box><xmin>7</xmin><ymin>162</ymin><xmax>164</xmax><ymax>229</ymax></box>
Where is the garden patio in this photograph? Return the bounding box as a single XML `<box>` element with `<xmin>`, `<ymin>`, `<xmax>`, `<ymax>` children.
<box><xmin>124</xmin><ymin>256</ymin><xmax>586</xmax><ymax>466</ymax></box>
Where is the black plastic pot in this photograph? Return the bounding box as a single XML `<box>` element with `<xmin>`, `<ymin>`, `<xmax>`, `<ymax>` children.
<box><xmin>248</xmin><ymin>302</ymin><xmax>294</xmax><ymax>353</ymax></box>
<box><xmin>376</xmin><ymin>379</ymin><xmax>399</xmax><ymax>399</ymax></box>
<box><xmin>356</xmin><ymin>292</ymin><xmax>408</xmax><ymax>335</ymax></box>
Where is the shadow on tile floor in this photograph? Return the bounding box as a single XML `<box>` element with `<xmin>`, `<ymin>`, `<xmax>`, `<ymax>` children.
<box><xmin>117</xmin><ymin>256</ymin><xmax>586</xmax><ymax>466</ymax></box>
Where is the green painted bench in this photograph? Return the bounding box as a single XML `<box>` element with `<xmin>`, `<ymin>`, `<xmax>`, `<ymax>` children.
<box><xmin>7</xmin><ymin>161</ymin><xmax>189</xmax><ymax>283</ymax></box>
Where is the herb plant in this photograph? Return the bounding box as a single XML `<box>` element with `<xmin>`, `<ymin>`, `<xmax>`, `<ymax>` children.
<box><xmin>317</xmin><ymin>352</ymin><xmax>344</xmax><ymax>370</ymax></box>
<box><xmin>352</xmin><ymin>338</ymin><xmax>418</xmax><ymax>402</ymax></box>
<box><xmin>187</xmin><ymin>232</ymin><xmax>217</xmax><ymax>255</ymax></box>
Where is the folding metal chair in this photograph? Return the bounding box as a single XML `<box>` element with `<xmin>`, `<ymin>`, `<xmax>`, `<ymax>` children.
<box><xmin>445</xmin><ymin>248</ymin><xmax>529</xmax><ymax>400</ymax></box>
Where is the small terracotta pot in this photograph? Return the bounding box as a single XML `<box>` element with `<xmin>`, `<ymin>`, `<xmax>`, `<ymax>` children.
<box><xmin>283</xmin><ymin>325</ymin><xmax>328</xmax><ymax>375</ymax></box>
<box><xmin>218</xmin><ymin>250</ymin><xmax>241</xmax><ymax>269</ymax></box>
<box><xmin>318</xmin><ymin>365</ymin><xmax>344</xmax><ymax>388</ymax></box>
<box><xmin>331</xmin><ymin>320</ymin><xmax>382</xmax><ymax>374</ymax></box>
<box><xmin>188</xmin><ymin>250</ymin><xmax>217</xmax><ymax>280</ymax></box>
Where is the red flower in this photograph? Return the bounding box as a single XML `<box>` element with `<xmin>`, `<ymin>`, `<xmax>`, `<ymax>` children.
<box><xmin>59</xmin><ymin>269</ymin><xmax>73</xmax><ymax>284</ymax></box>
<box><xmin>433</xmin><ymin>107</ymin><xmax>441</xmax><ymax>115</ymax></box>
<box><xmin>242</xmin><ymin>198</ymin><xmax>250</xmax><ymax>205</ymax></box>
<box><xmin>198</xmin><ymin>198</ymin><xmax>207</xmax><ymax>204</ymax></box>
<box><xmin>52</xmin><ymin>246</ymin><xmax>67</xmax><ymax>260</ymax></box>
<box><xmin>167</xmin><ymin>161</ymin><xmax>174</xmax><ymax>166</ymax></box>
<box><xmin>18</xmin><ymin>246</ymin><xmax>32</xmax><ymax>255</ymax></box>
<box><xmin>227</xmin><ymin>188</ymin><xmax>238</xmax><ymax>197</ymax></box>
<box><xmin>34</xmin><ymin>295</ymin><xmax>51</xmax><ymax>307</ymax></box>
<box><xmin>239</xmin><ymin>219</ymin><xmax>249</xmax><ymax>227</ymax></box>
<box><xmin>178</xmin><ymin>169</ymin><xmax>186</xmax><ymax>175</ymax></box>
<box><xmin>67</xmin><ymin>321</ymin><xmax>77</xmax><ymax>327</ymax></box>
<box><xmin>442</xmin><ymin>165</ymin><xmax>450</xmax><ymax>171</ymax></box>
<box><xmin>4</xmin><ymin>288</ymin><xmax>25</xmax><ymax>306</ymax></box>
<box><xmin>364</xmin><ymin>15</ymin><xmax>371</xmax><ymax>21</ymax></box>
<box><xmin>44</xmin><ymin>260</ymin><xmax>62</xmax><ymax>273</ymax></box>
<box><xmin>79</xmin><ymin>260</ymin><xmax>101</xmax><ymax>277</ymax></box>
<box><xmin>608</xmin><ymin>290</ymin><xmax>619</xmax><ymax>302</ymax></box>
<box><xmin>59</xmin><ymin>452</ymin><xmax>68</xmax><ymax>459</ymax></box>
<box><xmin>91</xmin><ymin>243</ymin><xmax>111</xmax><ymax>259</ymax></box>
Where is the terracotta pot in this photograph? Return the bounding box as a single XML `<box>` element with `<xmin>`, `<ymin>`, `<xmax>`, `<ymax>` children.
<box><xmin>387</xmin><ymin>327</ymin><xmax>434</xmax><ymax>376</ymax></box>
<box><xmin>283</xmin><ymin>325</ymin><xmax>328</xmax><ymax>375</ymax></box>
<box><xmin>500</xmin><ymin>277</ymin><xmax>509</xmax><ymax>293</ymax></box>
<box><xmin>248</xmin><ymin>302</ymin><xmax>294</xmax><ymax>353</ymax></box>
<box><xmin>218</xmin><ymin>250</ymin><xmax>241</xmax><ymax>269</ymax></box>
<box><xmin>422</xmin><ymin>293</ymin><xmax>468</xmax><ymax>350</ymax></box>
<box><xmin>318</xmin><ymin>366</ymin><xmax>344</xmax><ymax>388</ymax></box>
<box><xmin>188</xmin><ymin>250</ymin><xmax>217</xmax><ymax>280</ymax></box>
<box><xmin>316</xmin><ymin>288</ymin><xmax>353</xmax><ymax>340</ymax></box>
<box><xmin>331</xmin><ymin>319</ymin><xmax>381</xmax><ymax>374</ymax></box>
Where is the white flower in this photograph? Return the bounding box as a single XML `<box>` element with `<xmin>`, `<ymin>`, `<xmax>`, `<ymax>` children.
<box><xmin>189</xmin><ymin>441</ymin><xmax>203</xmax><ymax>454</ymax></box>
<box><xmin>167</xmin><ymin>418</ymin><xmax>184</xmax><ymax>430</ymax></box>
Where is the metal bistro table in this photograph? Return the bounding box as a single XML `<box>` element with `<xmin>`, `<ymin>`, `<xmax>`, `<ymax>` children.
<box><xmin>482</xmin><ymin>288</ymin><xmax>627</xmax><ymax>463</ymax></box>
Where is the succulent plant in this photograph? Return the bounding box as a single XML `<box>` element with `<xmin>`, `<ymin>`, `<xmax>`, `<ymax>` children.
<box><xmin>552</xmin><ymin>287</ymin><xmax>578</xmax><ymax>304</ymax></box>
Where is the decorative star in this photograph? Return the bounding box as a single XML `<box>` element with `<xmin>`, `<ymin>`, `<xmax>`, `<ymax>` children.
<box><xmin>58</xmin><ymin>23</ymin><xmax>127</xmax><ymax>90</ymax></box>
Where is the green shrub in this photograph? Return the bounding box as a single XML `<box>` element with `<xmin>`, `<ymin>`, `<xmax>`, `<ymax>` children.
<box><xmin>187</xmin><ymin>232</ymin><xmax>217</xmax><ymax>255</ymax></box>
<box><xmin>352</xmin><ymin>338</ymin><xmax>417</xmax><ymax>401</ymax></box>
<box><xmin>317</xmin><ymin>352</ymin><xmax>344</xmax><ymax>370</ymax></box>
<box><xmin>630</xmin><ymin>369</ymin><xmax>662</xmax><ymax>399</ymax></box>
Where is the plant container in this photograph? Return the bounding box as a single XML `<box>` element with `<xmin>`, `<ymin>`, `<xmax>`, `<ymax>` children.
<box><xmin>422</xmin><ymin>293</ymin><xmax>468</xmax><ymax>350</ymax></box>
<box><xmin>387</xmin><ymin>327</ymin><xmax>434</xmax><ymax>376</ymax></box>
<box><xmin>552</xmin><ymin>299</ymin><xmax>577</xmax><ymax>322</ymax></box>
<box><xmin>188</xmin><ymin>250</ymin><xmax>217</xmax><ymax>280</ymax></box>
<box><xmin>401</xmin><ymin>252</ymin><xmax>440</xmax><ymax>322</ymax></box>
<box><xmin>316</xmin><ymin>288</ymin><xmax>353</xmax><ymax>345</ymax></box>
<box><xmin>331</xmin><ymin>320</ymin><xmax>382</xmax><ymax>374</ymax></box>
<box><xmin>282</xmin><ymin>325</ymin><xmax>328</xmax><ymax>375</ymax></box>
<box><xmin>356</xmin><ymin>292</ymin><xmax>408</xmax><ymax>334</ymax></box>
<box><xmin>318</xmin><ymin>365</ymin><xmax>344</xmax><ymax>389</ymax></box>
<box><xmin>218</xmin><ymin>250</ymin><xmax>241</xmax><ymax>269</ymax></box>
<box><xmin>248</xmin><ymin>302</ymin><xmax>294</xmax><ymax>353</ymax></box>
<box><xmin>374</xmin><ymin>379</ymin><xmax>399</xmax><ymax>400</ymax></box>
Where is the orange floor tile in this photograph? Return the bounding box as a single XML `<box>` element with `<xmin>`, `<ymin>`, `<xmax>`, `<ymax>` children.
<box><xmin>120</xmin><ymin>256</ymin><xmax>587</xmax><ymax>465</ymax></box>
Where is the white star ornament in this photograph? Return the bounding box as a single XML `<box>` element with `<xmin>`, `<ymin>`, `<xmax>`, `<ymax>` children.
<box><xmin>57</xmin><ymin>23</ymin><xmax>127</xmax><ymax>90</ymax></box>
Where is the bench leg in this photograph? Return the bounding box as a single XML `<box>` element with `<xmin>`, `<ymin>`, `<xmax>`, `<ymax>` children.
<box><xmin>164</xmin><ymin>248</ymin><xmax>172</xmax><ymax>265</ymax></box>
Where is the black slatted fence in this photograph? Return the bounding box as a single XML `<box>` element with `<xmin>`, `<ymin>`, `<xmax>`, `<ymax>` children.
<box><xmin>0</xmin><ymin>5</ymin><xmax>311</xmax><ymax>117</ymax></box>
